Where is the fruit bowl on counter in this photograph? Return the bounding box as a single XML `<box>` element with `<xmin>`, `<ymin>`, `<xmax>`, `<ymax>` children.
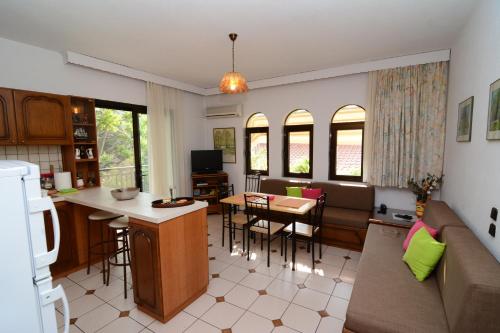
<box><xmin>110</xmin><ymin>187</ymin><xmax>140</xmax><ymax>200</ymax></box>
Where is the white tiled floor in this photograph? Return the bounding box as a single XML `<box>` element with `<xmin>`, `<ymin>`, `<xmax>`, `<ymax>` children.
<box><xmin>55</xmin><ymin>214</ymin><xmax>359</xmax><ymax>333</ymax></box>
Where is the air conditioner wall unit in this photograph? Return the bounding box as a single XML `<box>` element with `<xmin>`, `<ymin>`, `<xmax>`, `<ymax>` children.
<box><xmin>205</xmin><ymin>104</ymin><xmax>242</xmax><ymax>118</ymax></box>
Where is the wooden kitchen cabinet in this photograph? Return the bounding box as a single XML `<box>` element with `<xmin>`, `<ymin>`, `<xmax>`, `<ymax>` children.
<box><xmin>44</xmin><ymin>201</ymin><xmax>78</xmax><ymax>277</ymax></box>
<box><xmin>128</xmin><ymin>208</ymin><xmax>208</xmax><ymax>323</ymax></box>
<box><xmin>0</xmin><ymin>88</ymin><xmax>17</xmax><ymax>145</ymax></box>
<box><xmin>13</xmin><ymin>90</ymin><xmax>72</xmax><ymax>145</ymax></box>
<box><xmin>129</xmin><ymin>221</ymin><xmax>164</xmax><ymax>318</ymax></box>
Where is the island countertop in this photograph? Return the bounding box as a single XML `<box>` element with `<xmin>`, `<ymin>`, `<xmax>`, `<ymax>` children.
<box><xmin>54</xmin><ymin>186</ymin><xmax>208</xmax><ymax>223</ymax></box>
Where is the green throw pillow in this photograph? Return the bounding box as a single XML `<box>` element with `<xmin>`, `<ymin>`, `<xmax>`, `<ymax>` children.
<box><xmin>286</xmin><ymin>186</ymin><xmax>303</xmax><ymax>197</ymax></box>
<box><xmin>403</xmin><ymin>228</ymin><xmax>446</xmax><ymax>282</ymax></box>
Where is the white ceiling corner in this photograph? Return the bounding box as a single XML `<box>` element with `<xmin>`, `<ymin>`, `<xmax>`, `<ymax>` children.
<box><xmin>65</xmin><ymin>51</ymin><xmax>206</xmax><ymax>95</ymax></box>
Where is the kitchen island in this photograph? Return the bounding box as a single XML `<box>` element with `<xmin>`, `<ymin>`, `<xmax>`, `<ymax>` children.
<box><xmin>54</xmin><ymin>187</ymin><xmax>209</xmax><ymax>323</ymax></box>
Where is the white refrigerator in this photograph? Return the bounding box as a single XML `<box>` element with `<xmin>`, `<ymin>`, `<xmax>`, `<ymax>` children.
<box><xmin>0</xmin><ymin>161</ymin><xmax>69</xmax><ymax>333</ymax></box>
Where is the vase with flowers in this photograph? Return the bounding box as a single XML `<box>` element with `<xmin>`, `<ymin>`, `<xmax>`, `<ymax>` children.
<box><xmin>407</xmin><ymin>174</ymin><xmax>443</xmax><ymax>218</ymax></box>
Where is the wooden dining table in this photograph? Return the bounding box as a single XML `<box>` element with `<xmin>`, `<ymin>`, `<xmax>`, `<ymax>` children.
<box><xmin>220</xmin><ymin>192</ymin><xmax>316</xmax><ymax>271</ymax></box>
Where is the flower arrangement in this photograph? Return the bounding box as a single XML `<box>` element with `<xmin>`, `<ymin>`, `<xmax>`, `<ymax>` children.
<box><xmin>407</xmin><ymin>174</ymin><xmax>444</xmax><ymax>202</ymax></box>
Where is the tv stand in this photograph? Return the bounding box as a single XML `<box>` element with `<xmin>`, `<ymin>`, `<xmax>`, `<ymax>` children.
<box><xmin>192</xmin><ymin>172</ymin><xmax>228</xmax><ymax>214</ymax></box>
<box><xmin>193</xmin><ymin>171</ymin><xmax>224</xmax><ymax>175</ymax></box>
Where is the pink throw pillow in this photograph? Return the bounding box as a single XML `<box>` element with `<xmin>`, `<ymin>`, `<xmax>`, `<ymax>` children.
<box><xmin>301</xmin><ymin>188</ymin><xmax>322</xmax><ymax>199</ymax></box>
<box><xmin>403</xmin><ymin>220</ymin><xmax>438</xmax><ymax>251</ymax></box>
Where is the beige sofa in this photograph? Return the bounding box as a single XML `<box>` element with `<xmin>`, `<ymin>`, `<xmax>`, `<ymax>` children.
<box><xmin>344</xmin><ymin>200</ymin><xmax>500</xmax><ymax>333</ymax></box>
<box><xmin>260</xmin><ymin>178</ymin><xmax>375</xmax><ymax>250</ymax></box>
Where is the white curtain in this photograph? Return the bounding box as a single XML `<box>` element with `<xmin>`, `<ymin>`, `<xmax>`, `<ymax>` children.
<box><xmin>367</xmin><ymin>61</ymin><xmax>448</xmax><ymax>188</ymax></box>
<box><xmin>146</xmin><ymin>82</ymin><xmax>187</xmax><ymax>196</ymax></box>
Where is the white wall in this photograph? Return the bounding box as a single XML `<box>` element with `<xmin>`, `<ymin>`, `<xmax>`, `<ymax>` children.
<box><xmin>180</xmin><ymin>91</ymin><xmax>206</xmax><ymax>193</ymax></box>
<box><xmin>442</xmin><ymin>0</ymin><xmax>500</xmax><ymax>260</ymax></box>
<box><xmin>0</xmin><ymin>37</ymin><xmax>146</xmax><ymax>105</ymax></box>
<box><xmin>0</xmin><ymin>36</ymin><xmax>440</xmax><ymax>212</ymax></box>
<box><xmin>0</xmin><ymin>37</ymin><xmax>206</xmax><ymax>194</ymax></box>
<box><xmin>204</xmin><ymin>74</ymin><xmax>418</xmax><ymax>210</ymax></box>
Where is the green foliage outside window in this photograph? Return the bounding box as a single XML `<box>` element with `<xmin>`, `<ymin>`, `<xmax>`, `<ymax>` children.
<box><xmin>290</xmin><ymin>158</ymin><xmax>310</xmax><ymax>173</ymax></box>
<box><xmin>96</xmin><ymin>108</ymin><xmax>148</xmax><ymax>169</ymax></box>
<box><xmin>350</xmin><ymin>168</ymin><xmax>361</xmax><ymax>176</ymax></box>
<box><xmin>250</xmin><ymin>148</ymin><xmax>267</xmax><ymax>171</ymax></box>
<box><xmin>96</xmin><ymin>108</ymin><xmax>133</xmax><ymax>169</ymax></box>
<box><xmin>96</xmin><ymin>108</ymin><xmax>149</xmax><ymax>190</ymax></box>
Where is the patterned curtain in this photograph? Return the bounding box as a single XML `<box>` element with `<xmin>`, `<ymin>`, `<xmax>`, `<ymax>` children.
<box><xmin>368</xmin><ymin>61</ymin><xmax>448</xmax><ymax>188</ymax></box>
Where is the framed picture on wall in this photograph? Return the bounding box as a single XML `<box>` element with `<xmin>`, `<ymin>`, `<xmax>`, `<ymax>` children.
<box><xmin>456</xmin><ymin>96</ymin><xmax>473</xmax><ymax>142</ymax></box>
<box><xmin>213</xmin><ymin>127</ymin><xmax>236</xmax><ymax>163</ymax></box>
<box><xmin>487</xmin><ymin>78</ymin><xmax>500</xmax><ymax>140</ymax></box>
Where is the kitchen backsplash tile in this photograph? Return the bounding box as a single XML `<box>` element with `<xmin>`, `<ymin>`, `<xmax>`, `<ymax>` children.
<box><xmin>0</xmin><ymin>145</ymin><xmax>63</xmax><ymax>173</ymax></box>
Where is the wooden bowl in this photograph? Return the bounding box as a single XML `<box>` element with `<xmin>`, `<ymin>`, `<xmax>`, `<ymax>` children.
<box><xmin>151</xmin><ymin>197</ymin><xmax>195</xmax><ymax>208</ymax></box>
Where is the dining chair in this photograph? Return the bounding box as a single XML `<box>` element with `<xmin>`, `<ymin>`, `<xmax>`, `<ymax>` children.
<box><xmin>244</xmin><ymin>194</ymin><xmax>285</xmax><ymax>267</ymax></box>
<box><xmin>243</xmin><ymin>173</ymin><xmax>261</xmax><ymax>243</ymax></box>
<box><xmin>245</xmin><ymin>173</ymin><xmax>261</xmax><ymax>192</ymax></box>
<box><xmin>220</xmin><ymin>184</ymin><xmax>254</xmax><ymax>250</ymax></box>
<box><xmin>283</xmin><ymin>193</ymin><xmax>327</xmax><ymax>269</ymax></box>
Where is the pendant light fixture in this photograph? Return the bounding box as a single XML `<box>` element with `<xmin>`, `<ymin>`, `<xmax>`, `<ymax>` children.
<box><xmin>219</xmin><ymin>33</ymin><xmax>248</xmax><ymax>94</ymax></box>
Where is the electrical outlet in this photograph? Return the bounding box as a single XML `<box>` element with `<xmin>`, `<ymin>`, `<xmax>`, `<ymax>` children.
<box><xmin>488</xmin><ymin>223</ymin><xmax>496</xmax><ymax>237</ymax></box>
<box><xmin>491</xmin><ymin>207</ymin><xmax>498</xmax><ymax>221</ymax></box>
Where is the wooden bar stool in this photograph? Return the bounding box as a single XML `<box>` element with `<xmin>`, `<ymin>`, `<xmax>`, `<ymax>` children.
<box><xmin>105</xmin><ymin>216</ymin><xmax>131</xmax><ymax>298</ymax></box>
<box><xmin>87</xmin><ymin>210</ymin><xmax>123</xmax><ymax>284</ymax></box>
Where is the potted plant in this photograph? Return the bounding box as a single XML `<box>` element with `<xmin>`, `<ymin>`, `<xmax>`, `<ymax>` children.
<box><xmin>407</xmin><ymin>174</ymin><xmax>443</xmax><ymax>218</ymax></box>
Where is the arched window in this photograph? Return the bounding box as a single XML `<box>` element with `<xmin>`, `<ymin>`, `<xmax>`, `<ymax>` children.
<box><xmin>329</xmin><ymin>105</ymin><xmax>365</xmax><ymax>181</ymax></box>
<box><xmin>245</xmin><ymin>113</ymin><xmax>269</xmax><ymax>175</ymax></box>
<box><xmin>283</xmin><ymin>109</ymin><xmax>314</xmax><ymax>178</ymax></box>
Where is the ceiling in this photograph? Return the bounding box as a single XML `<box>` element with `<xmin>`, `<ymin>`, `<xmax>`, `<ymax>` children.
<box><xmin>0</xmin><ymin>0</ymin><xmax>477</xmax><ymax>89</ymax></box>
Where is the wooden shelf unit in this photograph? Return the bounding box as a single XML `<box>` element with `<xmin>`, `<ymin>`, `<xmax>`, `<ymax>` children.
<box><xmin>191</xmin><ymin>172</ymin><xmax>228</xmax><ymax>214</ymax></box>
<box><xmin>61</xmin><ymin>97</ymin><xmax>101</xmax><ymax>189</ymax></box>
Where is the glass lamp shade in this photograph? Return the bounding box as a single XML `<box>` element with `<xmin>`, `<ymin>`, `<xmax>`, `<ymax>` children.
<box><xmin>219</xmin><ymin>71</ymin><xmax>249</xmax><ymax>94</ymax></box>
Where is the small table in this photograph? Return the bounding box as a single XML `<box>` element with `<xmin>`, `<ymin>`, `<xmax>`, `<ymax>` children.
<box><xmin>369</xmin><ymin>207</ymin><xmax>417</xmax><ymax>229</ymax></box>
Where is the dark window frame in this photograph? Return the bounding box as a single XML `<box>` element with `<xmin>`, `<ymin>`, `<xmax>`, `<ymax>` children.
<box><xmin>283</xmin><ymin>124</ymin><xmax>314</xmax><ymax>179</ymax></box>
<box><xmin>245</xmin><ymin>126</ymin><xmax>269</xmax><ymax>176</ymax></box>
<box><xmin>329</xmin><ymin>121</ymin><xmax>364</xmax><ymax>182</ymax></box>
<box><xmin>95</xmin><ymin>99</ymin><xmax>147</xmax><ymax>191</ymax></box>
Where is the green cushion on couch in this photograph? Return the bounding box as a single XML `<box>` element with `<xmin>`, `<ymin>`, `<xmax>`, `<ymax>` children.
<box><xmin>286</xmin><ymin>186</ymin><xmax>303</xmax><ymax>197</ymax></box>
<box><xmin>403</xmin><ymin>228</ymin><xmax>446</xmax><ymax>281</ymax></box>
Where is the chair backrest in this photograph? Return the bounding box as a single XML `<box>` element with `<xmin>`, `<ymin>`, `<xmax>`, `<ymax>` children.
<box><xmin>218</xmin><ymin>183</ymin><xmax>235</xmax><ymax>199</ymax></box>
<box><xmin>220</xmin><ymin>184</ymin><xmax>236</xmax><ymax>218</ymax></box>
<box><xmin>435</xmin><ymin>226</ymin><xmax>500</xmax><ymax>332</ymax></box>
<box><xmin>311</xmin><ymin>182</ymin><xmax>374</xmax><ymax>211</ymax></box>
<box><xmin>422</xmin><ymin>200</ymin><xmax>466</xmax><ymax>235</ymax></box>
<box><xmin>259</xmin><ymin>178</ymin><xmax>290</xmax><ymax>195</ymax></box>
<box><xmin>313</xmin><ymin>193</ymin><xmax>327</xmax><ymax>227</ymax></box>
<box><xmin>244</xmin><ymin>193</ymin><xmax>269</xmax><ymax>223</ymax></box>
<box><xmin>245</xmin><ymin>173</ymin><xmax>261</xmax><ymax>192</ymax></box>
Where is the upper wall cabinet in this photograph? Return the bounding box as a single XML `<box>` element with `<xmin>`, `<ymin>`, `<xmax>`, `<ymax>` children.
<box><xmin>13</xmin><ymin>90</ymin><xmax>72</xmax><ymax>145</ymax></box>
<box><xmin>0</xmin><ymin>88</ymin><xmax>18</xmax><ymax>145</ymax></box>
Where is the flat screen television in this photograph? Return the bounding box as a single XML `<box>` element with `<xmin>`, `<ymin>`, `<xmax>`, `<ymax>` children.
<box><xmin>191</xmin><ymin>150</ymin><xmax>223</xmax><ymax>173</ymax></box>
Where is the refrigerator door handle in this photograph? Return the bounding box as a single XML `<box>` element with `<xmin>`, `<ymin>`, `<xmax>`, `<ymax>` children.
<box><xmin>40</xmin><ymin>284</ymin><xmax>69</xmax><ymax>333</ymax></box>
<box><xmin>29</xmin><ymin>197</ymin><xmax>60</xmax><ymax>268</ymax></box>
